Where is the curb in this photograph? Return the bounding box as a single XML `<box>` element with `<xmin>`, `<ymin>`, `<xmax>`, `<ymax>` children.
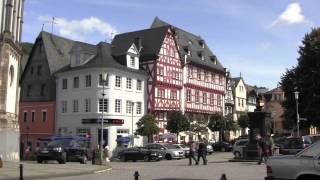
<box><xmin>228</xmin><ymin>159</ymin><xmax>259</xmax><ymax>162</ymax></box>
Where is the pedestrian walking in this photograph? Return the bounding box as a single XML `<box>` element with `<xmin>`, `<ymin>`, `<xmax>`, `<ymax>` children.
<box><xmin>256</xmin><ymin>135</ymin><xmax>267</xmax><ymax>165</ymax></box>
<box><xmin>188</xmin><ymin>140</ymin><xmax>198</xmax><ymax>165</ymax></box>
<box><xmin>104</xmin><ymin>145</ymin><xmax>110</xmax><ymax>163</ymax></box>
<box><xmin>265</xmin><ymin>134</ymin><xmax>274</xmax><ymax>156</ymax></box>
<box><xmin>197</xmin><ymin>138</ymin><xmax>207</xmax><ymax>165</ymax></box>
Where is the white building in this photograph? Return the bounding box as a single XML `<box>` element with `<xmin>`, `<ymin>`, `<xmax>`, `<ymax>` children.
<box><xmin>55</xmin><ymin>42</ymin><xmax>147</xmax><ymax>152</ymax></box>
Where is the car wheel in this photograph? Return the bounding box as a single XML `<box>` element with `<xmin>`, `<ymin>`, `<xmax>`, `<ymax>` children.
<box><xmin>59</xmin><ymin>152</ymin><xmax>67</xmax><ymax>164</ymax></box>
<box><xmin>143</xmin><ymin>155</ymin><xmax>149</xmax><ymax>162</ymax></box>
<box><xmin>165</xmin><ymin>154</ymin><xmax>172</xmax><ymax>160</ymax></box>
<box><xmin>37</xmin><ymin>158</ymin><xmax>42</xmax><ymax>164</ymax></box>
<box><xmin>80</xmin><ymin>155</ymin><xmax>88</xmax><ymax>164</ymax></box>
<box><xmin>221</xmin><ymin>147</ymin><xmax>226</xmax><ymax>152</ymax></box>
<box><xmin>234</xmin><ymin>151</ymin><xmax>241</xmax><ymax>158</ymax></box>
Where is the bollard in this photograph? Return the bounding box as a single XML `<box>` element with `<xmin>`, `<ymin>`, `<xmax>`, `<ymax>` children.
<box><xmin>220</xmin><ymin>173</ymin><xmax>227</xmax><ymax>180</ymax></box>
<box><xmin>19</xmin><ymin>164</ymin><xmax>23</xmax><ymax>180</ymax></box>
<box><xmin>134</xmin><ymin>171</ymin><xmax>139</xmax><ymax>180</ymax></box>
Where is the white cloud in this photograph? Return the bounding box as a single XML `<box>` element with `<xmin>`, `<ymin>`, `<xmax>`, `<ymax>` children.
<box><xmin>259</xmin><ymin>42</ymin><xmax>272</xmax><ymax>50</ymax></box>
<box><xmin>271</xmin><ymin>3</ymin><xmax>307</xmax><ymax>27</ymax></box>
<box><xmin>38</xmin><ymin>16</ymin><xmax>118</xmax><ymax>42</ymax></box>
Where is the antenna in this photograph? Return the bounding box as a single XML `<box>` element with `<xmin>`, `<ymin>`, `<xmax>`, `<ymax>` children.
<box><xmin>49</xmin><ymin>17</ymin><xmax>57</xmax><ymax>34</ymax></box>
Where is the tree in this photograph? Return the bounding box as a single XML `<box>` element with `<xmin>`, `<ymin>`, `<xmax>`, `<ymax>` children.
<box><xmin>238</xmin><ymin>113</ymin><xmax>249</xmax><ymax>134</ymax></box>
<box><xmin>208</xmin><ymin>113</ymin><xmax>225</xmax><ymax>141</ymax></box>
<box><xmin>280</xmin><ymin>28</ymin><xmax>320</xmax><ymax>131</ymax></box>
<box><xmin>136</xmin><ymin>113</ymin><xmax>160</xmax><ymax>143</ymax></box>
<box><xmin>190</xmin><ymin>114</ymin><xmax>208</xmax><ymax>139</ymax></box>
<box><xmin>166</xmin><ymin>111</ymin><xmax>190</xmax><ymax>137</ymax></box>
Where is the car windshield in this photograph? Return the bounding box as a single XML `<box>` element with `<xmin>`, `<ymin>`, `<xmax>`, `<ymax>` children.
<box><xmin>179</xmin><ymin>144</ymin><xmax>187</xmax><ymax>148</ymax></box>
<box><xmin>47</xmin><ymin>139</ymin><xmax>71</xmax><ymax>147</ymax></box>
<box><xmin>311</xmin><ymin>136</ymin><xmax>320</xmax><ymax>143</ymax></box>
<box><xmin>297</xmin><ymin>141</ymin><xmax>320</xmax><ymax>158</ymax></box>
<box><xmin>163</xmin><ymin>144</ymin><xmax>179</xmax><ymax>149</ymax></box>
<box><xmin>173</xmin><ymin>145</ymin><xmax>182</xmax><ymax>149</ymax></box>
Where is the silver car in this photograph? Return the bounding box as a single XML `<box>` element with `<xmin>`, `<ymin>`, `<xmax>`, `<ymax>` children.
<box><xmin>232</xmin><ymin>139</ymin><xmax>248</xmax><ymax>158</ymax></box>
<box><xmin>145</xmin><ymin>143</ymin><xmax>184</xmax><ymax>160</ymax></box>
<box><xmin>266</xmin><ymin>141</ymin><xmax>320</xmax><ymax>180</ymax></box>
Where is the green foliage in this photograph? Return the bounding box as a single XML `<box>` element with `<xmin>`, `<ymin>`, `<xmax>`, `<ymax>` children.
<box><xmin>237</xmin><ymin>113</ymin><xmax>249</xmax><ymax>129</ymax></box>
<box><xmin>166</xmin><ymin>111</ymin><xmax>190</xmax><ymax>136</ymax></box>
<box><xmin>208</xmin><ymin>113</ymin><xmax>225</xmax><ymax>132</ymax></box>
<box><xmin>225</xmin><ymin>114</ymin><xmax>238</xmax><ymax>131</ymax></box>
<box><xmin>190</xmin><ymin>114</ymin><xmax>208</xmax><ymax>136</ymax></box>
<box><xmin>136</xmin><ymin>113</ymin><xmax>160</xmax><ymax>142</ymax></box>
<box><xmin>280</xmin><ymin>28</ymin><xmax>320</xmax><ymax>129</ymax></box>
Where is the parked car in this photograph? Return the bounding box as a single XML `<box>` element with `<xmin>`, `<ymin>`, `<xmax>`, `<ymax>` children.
<box><xmin>117</xmin><ymin>147</ymin><xmax>163</xmax><ymax>162</ymax></box>
<box><xmin>145</xmin><ymin>143</ymin><xmax>184</xmax><ymax>160</ymax></box>
<box><xmin>266</xmin><ymin>141</ymin><xmax>320</xmax><ymax>180</ymax></box>
<box><xmin>232</xmin><ymin>139</ymin><xmax>248</xmax><ymax>158</ymax></box>
<box><xmin>206</xmin><ymin>144</ymin><xmax>214</xmax><ymax>154</ymax></box>
<box><xmin>212</xmin><ymin>141</ymin><xmax>233</xmax><ymax>152</ymax></box>
<box><xmin>302</xmin><ymin>134</ymin><xmax>320</xmax><ymax>144</ymax></box>
<box><xmin>36</xmin><ymin>136</ymin><xmax>89</xmax><ymax>164</ymax></box>
<box><xmin>173</xmin><ymin>144</ymin><xmax>190</xmax><ymax>157</ymax></box>
<box><xmin>279</xmin><ymin>137</ymin><xmax>309</xmax><ymax>155</ymax></box>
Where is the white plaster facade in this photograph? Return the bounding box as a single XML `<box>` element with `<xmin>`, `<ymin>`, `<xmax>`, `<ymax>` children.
<box><xmin>55</xmin><ymin>67</ymin><xmax>146</xmax><ymax>153</ymax></box>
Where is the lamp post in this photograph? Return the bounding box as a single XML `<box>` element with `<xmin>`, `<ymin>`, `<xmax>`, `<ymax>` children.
<box><xmin>131</xmin><ymin>101</ymin><xmax>135</xmax><ymax>147</ymax></box>
<box><xmin>100</xmin><ymin>74</ymin><xmax>107</xmax><ymax>164</ymax></box>
<box><xmin>294</xmin><ymin>90</ymin><xmax>300</xmax><ymax>137</ymax></box>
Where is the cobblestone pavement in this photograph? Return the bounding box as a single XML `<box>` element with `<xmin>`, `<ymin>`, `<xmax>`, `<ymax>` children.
<box><xmin>45</xmin><ymin>152</ymin><xmax>266</xmax><ymax>180</ymax></box>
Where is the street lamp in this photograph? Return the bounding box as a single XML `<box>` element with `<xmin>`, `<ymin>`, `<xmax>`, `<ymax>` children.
<box><xmin>100</xmin><ymin>74</ymin><xmax>107</xmax><ymax>164</ymax></box>
<box><xmin>294</xmin><ymin>90</ymin><xmax>300</xmax><ymax>137</ymax></box>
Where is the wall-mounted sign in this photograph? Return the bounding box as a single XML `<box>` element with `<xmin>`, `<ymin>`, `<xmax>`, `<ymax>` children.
<box><xmin>82</xmin><ymin>118</ymin><xmax>124</xmax><ymax>125</ymax></box>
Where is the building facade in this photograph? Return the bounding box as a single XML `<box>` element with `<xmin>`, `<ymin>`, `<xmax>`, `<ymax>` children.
<box><xmin>56</xmin><ymin>42</ymin><xmax>147</xmax><ymax>151</ymax></box>
<box><xmin>0</xmin><ymin>0</ymin><xmax>24</xmax><ymax>161</ymax></box>
<box><xmin>225</xmin><ymin>71</ymin><xmax>234</xmax><ymax>116</ymax></box>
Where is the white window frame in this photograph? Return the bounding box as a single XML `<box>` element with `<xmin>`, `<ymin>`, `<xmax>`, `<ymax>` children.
<box><xmin>62</xmin><ymin>101</ymin><xmax>67</xmax><ymax>113</ymax></box>
<box><xmin>98</xmin><ymin>99</ymin><xmax>108</xmax><ymax>112</ymax></box>
<box><xmin>115</xmin><ymin>99</ymin><xmax>121</xmax><ymax>113</ymax></box>
<box><xmin>136</xmin><ymin>80</ymin><xmax>142</xmax><ymax>91</ymax></box>
<box><xmin>130</xmin><ymin>56</ymin><xmax>135</xmax><ymax>67</ymax></box>
<box><xmin>115</xmin><ymin>76</ymin><xmax>121</xmax><ymax>88</ymax></box>
<box><xmin>99</xmin><ymin>73</ymin><xmax>109</xmax><ymax>86</ymax></box>
<box><xmin>85</xmin><ymin>75</ymin><xmax>91</xmax><ymax>87</ymax></box>
<box><xmin>136</xmin><ymin>102</ymin><xmax>142</xmax><ymax>114</ymax></box>
<box><xmin>126</xmin><ymin>100</ymin><xmax>132</xmax><ymax>114</ymax></box>
<box><xmin>73</xmin><ymin>100</ymin><xmax>79</xmax><ymax>113</ymax></box>
<box><xmin>126</xmin><ymin>78</ymin><xmax>132</xmax><ymax>89</ymax></box>
<box><xmin>85</xmin><ymin>98</ymin><xmax>91</xmax><ymax>112</ymax></box>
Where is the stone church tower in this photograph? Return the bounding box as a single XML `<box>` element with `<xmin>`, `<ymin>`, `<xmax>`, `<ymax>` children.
<box><xmin>0</xmin><ymin>0</ymin><xmax>24</xmax><ymax>161</ymax></box>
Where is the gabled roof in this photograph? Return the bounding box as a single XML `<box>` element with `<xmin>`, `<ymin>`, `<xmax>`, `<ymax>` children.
<box><xmin>231</xmin><ymin>77</ymin><xmax>244</xmax><ymax>87</ymax></box>
<box><xmin>111</xmin><ymin>26</ymin><xmax>169</xmax><ymax>61</ymax></box>
<box><xmin>150</xmin><ymin>17</ymin><xmax>225</xmax><ymax>73</ymax></box>
<box><xmin>56</xmin><ymin>42</ymin><xmax>146</xmax><ymax>75</ymax></box>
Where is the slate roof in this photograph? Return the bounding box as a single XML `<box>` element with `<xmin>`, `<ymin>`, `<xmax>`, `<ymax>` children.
<box><xmin>111</xmin><ymin>26</ymin><xmax>169</xmax><ymax>61</ymax></box>
<box><xmin>57</xmin><ymin>42</ymin><xmax>147</xmax><ymax>75</ymax></box>
<box><xmin>150</xmin><ymin>17</ymin><xmax>225</xmax><ymax>73</ymax></box>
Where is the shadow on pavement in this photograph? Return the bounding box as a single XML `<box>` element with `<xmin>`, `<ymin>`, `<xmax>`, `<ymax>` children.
<box><xmin>153</xmin><ymin>178</ymin><xmax>209</xmax><ymax>180</ymax></box>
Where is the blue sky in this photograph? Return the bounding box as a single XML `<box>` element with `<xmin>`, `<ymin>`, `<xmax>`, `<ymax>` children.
<box><xmin>22</xmin><ymin>0</ymin><xmax>320</xmax><ymax>89</ymax></box>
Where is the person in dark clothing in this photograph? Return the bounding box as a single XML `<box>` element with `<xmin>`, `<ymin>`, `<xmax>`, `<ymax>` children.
<box><xmin>197</xmin><ymin>138</ymin><xmax>207</xmax><ymax>165</ymax></box>
<box><xmin>257</xmin><ymin>135</ymin><xmax>267</xmax><ymax>165</ymax></box>
<box><xmin>188</xmin><ymin>140</ymin><xmax>198</xmax><ymax>165</ymax></box>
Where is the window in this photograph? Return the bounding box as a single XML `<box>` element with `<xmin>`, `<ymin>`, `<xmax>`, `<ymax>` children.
<box><xmin>211</xmin><ymin>73</ymin><xmax>215</xmax><ymax>84</ymax></box>
<box><xmin>136</xmin><ymin>102</ymin><xmax>142</xmax><ymax>114</ymax></box>
<box><xmin>170</xmin><ymin>90</ymin><xmax>177</xmax><ymax>100</ymax></box>
<box><xmin>23</xmin><ymin>112</ymin><xmax>27</xmax><ymax>122</ymax></box>
<box><xmin>76</xmin><ymin>128</ymin><xmax>91</xmax><ymax>137</ymax></box>
<box><xmin>203</xmin><ymin>93</ymin><xmax>207</xmax><ymax>104</ymax></box>
<box><xmin>27</xmin><ymin>85</ymin><xmax>32</xmax><ymax>97</ymax></box>
<box><xmin>188</xmin><ymin>67</ymin><xmax>193</xmax><ymax>78</ymax></box>
<box><xmin>126</xmin><ymin>101</ymin><xmax>133</xmax><ymax>114</ymax></box>
<box><xmin>197</xmin><ymin>69</ymin><xmax>201</xmax><ymax>80</ymax></box>
<box><xmin>62</xmin><ymin>79</ymin><xmax>68</xmax><ymax>89</ymax></box>
<box><xmin>85</xmin><ymin>75</ymin><xmax>91</xmax><ymax>87</ymax></box>
<box><xmin>42</xmin><ymin>111</ymin><xmax>47</xmax><ymax>122</ymax></box>
<box><xmin>195</xmin><ymin>91</ymin><xmax>199</xmax><ymax>103</ymax></box>
<box><xmin>158</xmin><ymin>89</ymin><xmax>165</xmax><ymax>98</ymax></box>
<box><xmin>219</xmin><ymin>75</ymin><xmax>223</xmax><ymax>85</ymax></box>
<box><xmin>40</xmin><ymin>84</ymin><xmax>45</xmax><ymax>96</ymax></box>
<box><xmin>158</xmin><ymin>67</ymin><xmax>164</xmax><ymax>76</ymax></box>
<box><xmin>85</xmin><ymin>98</ymin><xmax>91</xmax><ymax>112</ymax></box>
<box><xmin>215</xmin><ymin>74</ymin><xmax>219</xmax><ymax>84</ymax></box>
<box><xmin>186</xmin><ymin>90</ymin><xmax>191</xmax><ymax>102</ymax></box>
<box><xmin>238</xmin><ymin>98</ymin><xmax>241</xmax><ymax>106</ymax></box>
<box><xmin>217</xmin><ymin>95</ymin><xmax>222</xmax><ymax>107</ymax></box>
<box><xmin>99</xmin><ymin>74</ymin><xmax>108</xmax><ymax>86</ymax></box>
<box><xmin>210</xmin><ymin>94</ymin><xmax>214</xmax><ymax>105</ymax></box>
<box><xmin>37</xmin><ymin>65</ymin><xmax>42</xmax><ymax>76</ymax></box>
<box><xmin>98</xmin><ymin>99</ymin><xmax>108</xmax><ymax>112</ymax></box>
<box><xmin>9</xmin><ymin>65</ymin><xmax>14</xmax><ymax>86</ymax></box>
<box><xmin>241</xmin><ymin>99</ymin><xmax>244</xmax><ymax>107</ymax></box>
<box><xmin>126</xmin><ymin>78</ymin><xmax>132</xmax><ymax>89</ymax></box>
<box><xmin>62</xmin><ymin>101</ymin><xmax>67</xmax><ymax>113</ymax></box>
<box><xmin>115</xmin><ymin>99</ymin><xmax>121</xmax><ymax>113</ymax></box>
<box><xmin>137</xmin><ymin>80</ymin><xmax>142</xmax><ymax>90</ymax></box>
<box><xmin>73</xmin><ymin>100</ymin><xmax>79</xmax><ymax>112</ymax></box>
<box><xmin>115</xmin><ymin>76</ymin><xmax>121</xmax><ymax>87</ymax></box>
<box><xmin>173</xmin><ymin>71</ymin><xmax>179</xmax><ymax>80</ymax></box>
<box><xmin>31</xmin><ymin>111</ymin><xmax>35</xmax><ymax>122</ymax></box>
<box><xmin>130</xmin><ymin>56</ymin><xmax>135</xmax><ymax>67</ymax></box>
<box><xmin>204</xmin><ymin>72</ymin><xmax>209</xmax><ymax>82</ymax></box>
<box><xmin>73</xmin><ymin>77</ymin><xmax>79</xmax><ymax>88</ymax></box>
<box><xmin>117</xmin><ymin>129</ymin><xmax>129</xmax><ymax>134</ymax></box>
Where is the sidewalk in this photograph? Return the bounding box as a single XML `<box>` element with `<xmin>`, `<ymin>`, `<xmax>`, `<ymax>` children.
<box><xmin>0</xmin><ymin>161</ymin><xmax>111</xmax><ymax>180</ymax></box>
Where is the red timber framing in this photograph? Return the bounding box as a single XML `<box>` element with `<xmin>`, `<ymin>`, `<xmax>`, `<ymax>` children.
<box><xmin>141</xmin><ymin>28</ymin><xmax>182</xmax><ymax>131</ymax></box>
<box><xmin>184</xmin><ymin>64</ymin><xmax>225</xmax><ymax>114</ymax></box>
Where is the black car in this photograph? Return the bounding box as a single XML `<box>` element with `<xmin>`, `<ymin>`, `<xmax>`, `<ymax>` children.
<box><xmin>279</xmin><ymin>137</ymin><xmax>308</xmax><ymax>155</ymax></box>
<box><xmin>36</xmin><ymin>137</ymin><xmax>89</xmax><ymax>164</ymax></box>
<box><xmin>212</xmin><ymin>141</ymin><xmax>233</xmax><ymax>152</ymax></box>
<box><xmin>118</xmin><ymin>147</ymin><xmax>163</xmax><ymax>162</ymax></box>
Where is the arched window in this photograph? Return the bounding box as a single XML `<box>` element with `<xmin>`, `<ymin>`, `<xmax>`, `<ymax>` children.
<box><xmin>9</xmin><ymin>65</ymin><xmax>14</xmax><ymax>86</ymax></box>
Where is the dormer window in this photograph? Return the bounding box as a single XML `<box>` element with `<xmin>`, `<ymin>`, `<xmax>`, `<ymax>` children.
<box><xmin>130</xmin><ymin>56</ymin><xmax>135</xmax><ymax>67</ymax></box>
<box><xmin>198</xmin><ymin>52</ymin><xmax>204</xmax><ymax>61</ymax></box>
<box><xmin>199</xmin><ymin>40</ymin><xmax>205</xmax><ymax>48</ymax></box>
<box><xmin>210</xmin><ymin>56</ymin><xmax>217</xmax><ymax>65</ymax></box>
